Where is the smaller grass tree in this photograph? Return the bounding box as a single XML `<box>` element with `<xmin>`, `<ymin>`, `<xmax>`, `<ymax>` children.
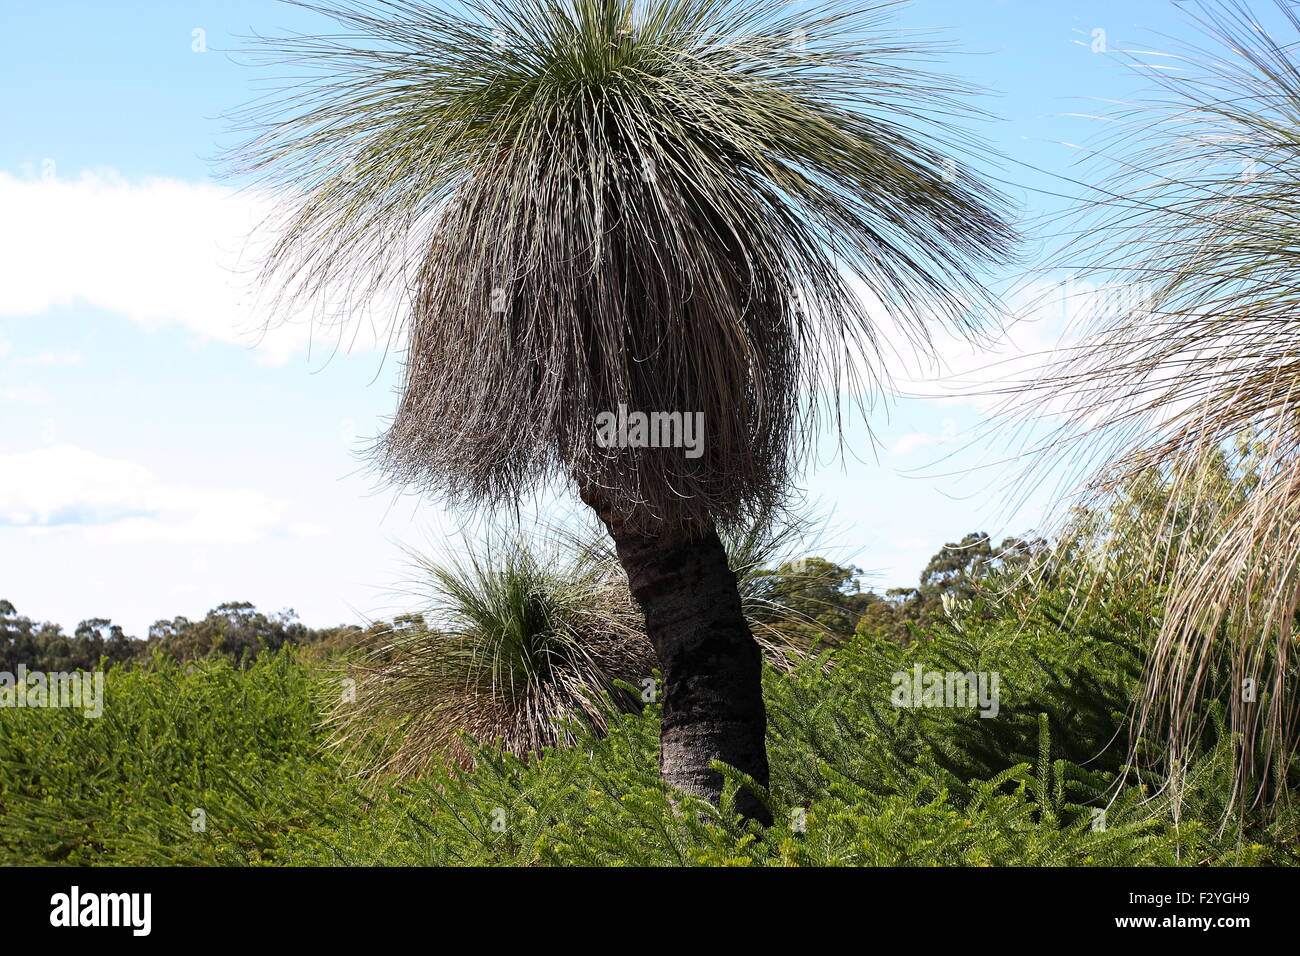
<box><xmin>328</xmin><ymin>519</ymin><xmax>815</xmax><ymax>777</ymax></box>
<box><xmin>328</xmin><ymin>533</ymin><xmax>652</xmax><ymax>775</ymax></box>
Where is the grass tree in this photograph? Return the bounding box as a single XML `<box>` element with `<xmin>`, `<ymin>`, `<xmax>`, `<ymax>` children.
<box><xmin>233</xmin><ymin>0</ymin><xmax>1014</xmax><ymax>822</ymax></box>
<box><xmin>328</xmin><ymin>519</ymin><xmax>811</xmax><ymax>778</ymax></box>
<box><xmin>1017</xmin><ymin>0</ymin><xmax>1300</xmax><ymax>810</ymax></box>
<box><xmin>329</xmin><ymin>533</ymin><xmax>653</xmax><ymax>776</ymax></box>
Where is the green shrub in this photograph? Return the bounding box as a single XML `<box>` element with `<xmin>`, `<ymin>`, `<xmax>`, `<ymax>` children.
<box><xmin>3</xmin><ymin>588</ymin><xmax>1293</xmax><ymax>867</ymax></box>
<box><xmin>0</xmin><ymin>650</ymin><xmax>355</xmax><ymax>865</ymax></box>
<box><xmin>284</xmin><ymin>590</ymin><xmax>1295</xmax><ymax>866</ymax></box>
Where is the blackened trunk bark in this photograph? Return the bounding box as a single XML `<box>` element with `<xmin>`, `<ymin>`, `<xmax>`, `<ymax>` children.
<box><xmin>581</xmin><ymin>488</ymin><xmax>772</xmax><ymax>825</ymax></box>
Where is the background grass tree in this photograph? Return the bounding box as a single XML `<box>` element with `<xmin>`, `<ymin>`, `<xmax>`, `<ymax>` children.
<box><xmin>232</xmin><ymin>0</ymin><xmax>1015</xmax><ymax>822</ymax></box>
<box><xmin>327</xmin><ymin>517</ymin><xmax>813</xmax><ymax>777</ymax></box>
<box><xmin>327</xmin><ymin>532</ymin><xmax>653</xmax><ymax>776</ymax></box>
<box><xmin>1015</xmin><ymin>0</ymin><xmax>1300</xmax><ymax>811</ymax></box>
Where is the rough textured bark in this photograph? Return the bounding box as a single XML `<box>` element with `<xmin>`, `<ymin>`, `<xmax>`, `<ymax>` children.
<box><xmin>581</xmin><ymin>487</ymin><xmax>772</xmax><ymax>825</ymax></box>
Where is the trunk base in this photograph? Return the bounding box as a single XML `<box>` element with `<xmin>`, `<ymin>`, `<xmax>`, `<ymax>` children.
<box><xmin>583</xmin><ymin>490</ymin><xmax>772</xmax><ymax>825</ymax></box>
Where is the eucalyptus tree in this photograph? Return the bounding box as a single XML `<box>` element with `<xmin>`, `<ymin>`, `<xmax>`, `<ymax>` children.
<box><xmin>1018</xmin><ymin>0</ymin><xmax>1300</xmax><ymax>808</ymax></box>
<box><xmin>234</xmin><ymin>0</ymin><xmax>1014</xmax><ymax>822</ymax></box>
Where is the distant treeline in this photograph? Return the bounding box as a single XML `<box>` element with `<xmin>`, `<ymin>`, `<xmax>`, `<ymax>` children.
<box><xmin>2</xmin><ymin>530</ymin><xmax>1042</xmax><ymax>673</ymax></box>
<box><xmin>0</xmin><ymin>599</ymin><xmax>363</xmax><ymax>672</ymax></box>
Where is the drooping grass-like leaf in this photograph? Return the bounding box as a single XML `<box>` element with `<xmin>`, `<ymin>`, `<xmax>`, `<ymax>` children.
<box><xmin>1014</xmin><ymin>0</ymin><xmax>1300</xmax><ymax>811</ymax></box>
<box><xmin>230</xmin><ymin>0</ymin><xmax>1016</xmax><ymax>532</ymax></box>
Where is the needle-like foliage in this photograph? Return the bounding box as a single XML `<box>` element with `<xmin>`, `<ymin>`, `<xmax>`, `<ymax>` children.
<box><xmin>1015</xmin><ymin>0</ymin><xmax>1300</xmax><ymax>810</ymax></box>
<box><xmin>328</xmin><ymin>532</ymin><xmax>652</xmax><ymax>775</ymax></box>
<box><xmin>232</xmin><ymin>0</ymin><xmax>1015</xmax><ymax>532</ymax></box>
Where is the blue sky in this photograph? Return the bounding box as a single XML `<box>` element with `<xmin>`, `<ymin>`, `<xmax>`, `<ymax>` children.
<box><xmin>0</xmin><ymin>0</ymin><xmax>1229</xmax><ymax>635</ymax></box>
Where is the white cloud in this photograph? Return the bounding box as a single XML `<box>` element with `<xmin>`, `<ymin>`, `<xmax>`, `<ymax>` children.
<box><xmin>0</xmin><ymin>384</ymin><xmax>52</xmax><ymax>405</ymax></box>
<box><xmin>17</xmin><ymin>350</ymin><xmax>85</xmax><ymax>367</ymax></box>
<box><xmin>0</xmin><ymin>445</ymin><xmax>312</xmax><ymax>544</ymax></box>
<box><xmin>0</xmin><ymin>171</ymin><xmax>391</xmax><ymax>365</ymax></box>
<box><xmin>888</xmin><ymin>431</ymin><xmax>936</xmax><ymax>458</ymax></box>
<box><xmin>888</xmin><ymin>536</ymin><xmax>937</xmax><ymax>557</ymax></box>
<box><xmin>888</xmin><ymin>282</ymin><xmax>1081</xmax><ymax>413</ymax></box>
<box><xmin>812</xmin><ymin>274</ymin><xmax>1082</xmax><ymax>421</ymax></box>
<box><xmin>888</xmin><ymin>419</ymin><xmax>959</xmax><ymax>458</ymax></box>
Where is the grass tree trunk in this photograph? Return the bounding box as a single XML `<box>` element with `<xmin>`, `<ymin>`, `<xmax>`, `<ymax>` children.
<box><xmin>582</xmin><ymin>488</ymin><xmax>772</xmax><ymax>826</ymax></box>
